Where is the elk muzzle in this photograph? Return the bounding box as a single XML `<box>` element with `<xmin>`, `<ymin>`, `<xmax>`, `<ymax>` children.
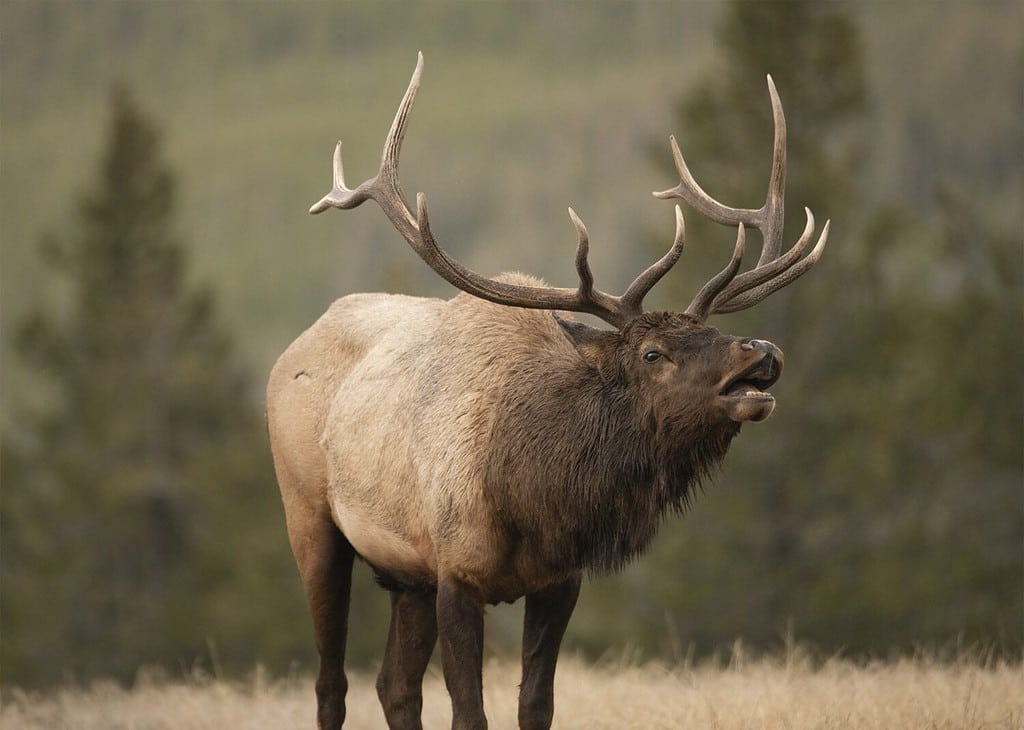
<box><xmin>718</xmin><ymin>339</ymin><xmax>784</xmax><ymax>423</ymax></box>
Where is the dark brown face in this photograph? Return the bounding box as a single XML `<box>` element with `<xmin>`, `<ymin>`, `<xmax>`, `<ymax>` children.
<box><xmin>624</xmin><ymin>312</ymin><xmax>784</xmax><ymax>425</ymax></box>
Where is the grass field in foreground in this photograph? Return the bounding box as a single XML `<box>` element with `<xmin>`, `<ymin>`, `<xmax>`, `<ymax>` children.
<box><xmin>3</xmin><ymin>651</ymin><xmax>1021</xmax><ymax>729</ymax></box>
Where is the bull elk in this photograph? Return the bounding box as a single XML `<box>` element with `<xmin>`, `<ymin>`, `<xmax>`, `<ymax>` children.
<box><xmin>267</xmin><ymin>53</ymin><xmax>828</xmax><ymax>729</ymax></box>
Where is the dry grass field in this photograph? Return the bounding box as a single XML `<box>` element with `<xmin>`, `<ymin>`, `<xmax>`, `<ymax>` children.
<box><xmin>3</xmin><ymin>649</ymin><xmax>1021</xmax><ymax>730</ymax></box>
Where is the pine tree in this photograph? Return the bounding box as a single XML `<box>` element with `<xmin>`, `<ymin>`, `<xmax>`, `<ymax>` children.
<box><xmin>2</xmin><ymin>87</ymin><xmax>303</xmax><ymax>685</ymax></box>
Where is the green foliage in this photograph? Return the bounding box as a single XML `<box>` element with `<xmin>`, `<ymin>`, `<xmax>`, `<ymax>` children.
<box><xmin>1</xmin><ymin>89</ymin><xmax>308</xmax><ymax>685</ymax></box>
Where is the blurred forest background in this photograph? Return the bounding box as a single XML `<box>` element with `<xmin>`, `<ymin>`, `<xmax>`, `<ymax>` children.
<box><xmin>1</xmin><ymin>1</ymin><xmax>1020</xmax><ymax>688</ymax></box>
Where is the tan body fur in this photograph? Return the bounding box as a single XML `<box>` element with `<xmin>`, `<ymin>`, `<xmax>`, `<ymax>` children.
<box><xmin>268</xmin><ymin>274</ymin><xmax>579</xmax><ymax>605</ymax></box>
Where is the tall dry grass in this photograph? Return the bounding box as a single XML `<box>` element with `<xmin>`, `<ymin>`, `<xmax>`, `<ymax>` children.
<box><xmin>3</xmin><ymin>649</ymin><xmax>1021</xmax><ymax>729</ymax></box>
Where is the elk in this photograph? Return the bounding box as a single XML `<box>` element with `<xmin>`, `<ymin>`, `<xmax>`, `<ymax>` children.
<box><xmin>267</xmin><ymin>53</ymin><xmax>828</xmax><ymax>730</ymax></box>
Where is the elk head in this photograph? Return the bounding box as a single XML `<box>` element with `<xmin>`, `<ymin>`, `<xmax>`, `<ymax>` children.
<box><xmin>310</xmin><ymin>53</ymin><xmax>828</xmax><ymax>427</ymax></box>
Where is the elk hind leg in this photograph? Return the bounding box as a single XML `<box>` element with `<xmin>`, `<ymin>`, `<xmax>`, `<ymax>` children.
<box><xmin>376</xmin><ymin>586</ymin><xmax>438</xmax><ymax>729</ymax></box>
<box><xmin>518</xmin><ymin>574</ymin><xmax>582</xmax><ymax>730</ymax></box>
<box><xmin>286</xmin><ymin>505</ymin><xmax>356</xmax><ymax>730</ymax></box>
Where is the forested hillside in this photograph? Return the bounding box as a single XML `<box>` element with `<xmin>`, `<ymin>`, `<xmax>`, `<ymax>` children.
<box><xmin>2</xmin><ymin>1</ymin><xmax>1020</xmax><ymax>687</ymax></box>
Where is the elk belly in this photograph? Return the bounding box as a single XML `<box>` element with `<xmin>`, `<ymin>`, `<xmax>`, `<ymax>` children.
<box><xmin>334</xmin><ymin>504</ymin><xmax>435</xmax><ymax>578</ymax></box>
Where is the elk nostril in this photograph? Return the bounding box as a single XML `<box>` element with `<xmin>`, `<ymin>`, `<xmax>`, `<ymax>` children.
<box><xmin>748</xmin><ymin>339</ymin><xmax>779</xmax><ymax>354</ymax></box>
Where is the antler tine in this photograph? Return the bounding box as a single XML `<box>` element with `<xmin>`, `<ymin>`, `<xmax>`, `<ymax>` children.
<box><xmin>653</xmin><ymin>135</ymin><xmax>760</xmax><ymax>228</ymax></box>
<box><xmin>309</xmin><ymin>52</ymin><xmax>423</xmax><ymax>245</ymax></box>
<box><xmin>685</xmin><ymin>224</ymin><xmax>746</xmax><ymax>320</ymax></box>
<box><xmin>567</xmin><ymin>207</ymin><xmax>596</xmax><ymax>302</ymax></box>
<box><xmin>758</xmin><ymin>74</ymin><xmax>787</xmax><ymax>264</ymax></box>
<box><xmin>621</xmin><ymin>205</ymin><xmax>686</xmax><ymax>313</ymax></box>
<box><xmin>308</xmin><ymin>141</ymin><xmax>365</xmax><ymax>213</ymax></box>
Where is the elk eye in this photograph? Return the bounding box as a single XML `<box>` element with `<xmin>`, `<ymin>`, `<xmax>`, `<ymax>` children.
<box><xmin>643</xmin><ymin>350</ymin><xmax>662</xmax><ymax>364</ymax></box>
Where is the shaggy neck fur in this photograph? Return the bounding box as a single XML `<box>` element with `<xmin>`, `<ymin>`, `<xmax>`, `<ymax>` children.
<box><xmin>483</xmin><ymin>345</ymin><xmax>740</xmax><ymax>576</ymax></box>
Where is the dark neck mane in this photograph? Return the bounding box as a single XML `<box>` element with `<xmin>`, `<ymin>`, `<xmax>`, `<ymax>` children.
<box><xmin>483</xmin><ymin>361</ymin><xmax>738</xmax><ymax>575</ymax></box>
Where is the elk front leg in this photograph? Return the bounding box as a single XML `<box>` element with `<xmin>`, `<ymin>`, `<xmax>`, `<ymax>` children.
<box><xmin>377</xmin><ymin>588</ymin><xmax>438</xmax><ymax>729</ymax></box>
<box><xmin>518</xmin><ymin>573</ymin><xmax>582</xmax><ymax>730</ymax></box>
<box><xmin>437</xmin><ymin>576</ymin><xmax>487</xmax><ymax>730</ymax></box>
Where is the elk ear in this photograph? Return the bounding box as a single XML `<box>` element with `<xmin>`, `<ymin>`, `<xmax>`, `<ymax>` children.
<box><xmin>553</xmin><ymin>313</ymin><xmax>616</xmax><ymax>359</ymax></box>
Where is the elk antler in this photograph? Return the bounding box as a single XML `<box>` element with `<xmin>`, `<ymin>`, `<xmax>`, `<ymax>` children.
<box><xmin>654</xmin><ymin>75</ymin><xmax>829</xmax><ymax>320</ymax></box>
<box><xmin>309</xmin><ymin>53</ymin><xmax>685</xmax><ymax>330</ymax></box>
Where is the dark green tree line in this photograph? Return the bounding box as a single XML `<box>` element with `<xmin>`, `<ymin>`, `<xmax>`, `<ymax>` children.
<box><xmin>1</xmin><ymin>88</ymin><xmax>306</xmax><ymax>685</ymax></box>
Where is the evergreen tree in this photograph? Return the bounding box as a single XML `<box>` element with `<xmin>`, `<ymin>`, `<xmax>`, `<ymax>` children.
<box><xmin>1</xmin><ymin>88</ymin><xmax>304</xmax><ymax>685</ymax></box>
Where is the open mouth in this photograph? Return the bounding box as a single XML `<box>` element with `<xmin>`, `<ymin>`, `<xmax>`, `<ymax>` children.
<box><xmin>720</xmin><ymin>357</ymin><xmax>781</xmax><ymax>399</ymax></box>
<box><xmin>718</xmin><ymin>355</ymin><xmax>782</xmax><ymax>422</ymax></box>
